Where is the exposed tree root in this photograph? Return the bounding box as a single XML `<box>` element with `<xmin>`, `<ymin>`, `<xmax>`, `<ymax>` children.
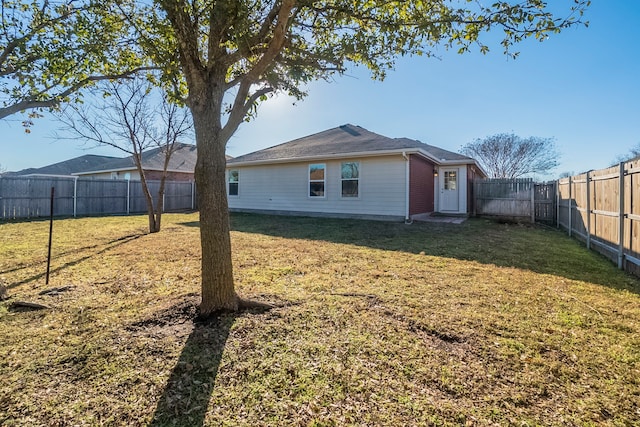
<box><xmin>11</xmin><ymin>301</ymin><xmax>50</xmax><ymax>310</ymax></box>
<box><xmin>39</xmin><ymin>285</ymin><xmax>74</xmax><ymax>296</ymax></box>
<box><xmin>196</xmin><ymin>295</ymin><xmax>276</xmax><ymax>321</ymax></box>
<box><xmin>237</xmin><ymin>297</ymin><xmax>276</xmax><ymax>311</ymax></box>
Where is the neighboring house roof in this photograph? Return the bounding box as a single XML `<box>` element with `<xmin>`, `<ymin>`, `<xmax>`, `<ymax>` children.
<box><xmin>74</xmin><ymin>143</ymin><xmax>198</xmax><ymax>175</ymax></box>
<box><xmin>227</xmin><ymin>124</ymin><xmax>479</xmax><ymax>167</ymax></box>
<box><xmin>8</xmin><ymin>154</ymin><xmax>120</xmax><ymax>177</ymax></box>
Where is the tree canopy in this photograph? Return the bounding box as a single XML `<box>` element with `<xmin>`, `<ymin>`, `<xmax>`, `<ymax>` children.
<box><xmin>460</xmin><ymin>133</ymin><xmax>560</xmax><ymax>178</ymax></box>
<box><xmin>0</xmin><ymin>0</ymin><xmax>151</xmax><ymax>122</ymax></box>
<box><xmin>3</xmin><ymin>0</ymin><xmax>591</xmax><ymax>314</ymax></box>
<box><xmin>612</xmin><ymin>142</ymin><xmax>640</xmax><ymax>165</ymax></box>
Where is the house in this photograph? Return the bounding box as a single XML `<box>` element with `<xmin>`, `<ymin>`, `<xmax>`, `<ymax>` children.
<box><xmin>225</xmin><ymin>124</ymin><xmax>486</xmax><ymax>221</ymax></box>
<box><xmin>8</xmin><ymin>154</ymin><xmax>120</xmax><ymax>177</ymax></box>
<box><xmin>73</xmin><ymin>143</ymin><xmax>198</xmax><ymax>181</ymax></box>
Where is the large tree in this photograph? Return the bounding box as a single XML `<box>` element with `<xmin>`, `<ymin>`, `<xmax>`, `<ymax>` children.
<box><xmin>0</xmin><ymin>0</ymin><xmax>151</xmax><ymax>121</ymax></box>
<box><xmin>4</xmin><ymin>0</ymin><xmax>590</xmax><ymax>315</ymax></box>
<box><xmin>460</xmin><ymin>133</ymin><xmax>560</xmax><ymax>178</ymax></box>
<box><xmin>145</xmin><ymin>0</ymin><xmax>588</xmax><ymax>315</ymax></box>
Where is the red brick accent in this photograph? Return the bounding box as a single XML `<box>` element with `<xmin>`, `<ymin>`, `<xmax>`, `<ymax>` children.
<box><xmin>409</xmin><ymin>155</ymin><xmax>435</xmax><ymax>215</ymax></box>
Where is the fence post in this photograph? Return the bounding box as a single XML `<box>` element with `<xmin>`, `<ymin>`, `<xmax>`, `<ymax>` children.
<box><xmin>191</xmin><ymin>181</ymin><xmax>195</xmax><ymax>210</ymax></box>
<box><xmin>586</xmin><ymin>171</ymin><xmax>591</xmax><ymax>250</ymax></box>
<box><xmin>530</xmin><ymin>182</ymin><xmax>535</xmax><ymax>223</ymax></box>
<box><xmin>618</xmin><ymin>162</ymin><xmax>625</xmax><ymax>269</ymax></box>
<box><xmin>556</xmin><ymin>180</ymin><xmax>560</xmax><ymax>229</ymax></box>
<box><xmin>73</xmin><ymin>177</ymin><xmax>78</xmax><ymax>218</ymax></box>
<box><xmin>126</xmin><ymin>179</ymin><xmax>130</xmax><ymax>215</ymax></box>
<box><xmin>568</xmin><ymin>176</ymin><xmax>572</xmax><ymax>237</ymax></box>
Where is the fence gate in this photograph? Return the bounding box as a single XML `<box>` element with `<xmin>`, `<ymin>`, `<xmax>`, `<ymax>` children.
<box><xmin>534</xmin><ymin>182</ymin><xmax>556</xmax><ymax>224</ymax></box>
<box><xmin>474</xmin><ymin>178</ymin><xmax>535</xmax><ymax>222</ymax></box>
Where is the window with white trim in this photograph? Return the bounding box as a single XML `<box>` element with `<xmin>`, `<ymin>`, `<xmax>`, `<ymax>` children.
<box><xmin>309</xmin><ymin>163</ymin><xmax>325</xmax><ymax>197</ymax></box>
<box><xmin>228</xmin><ymin>170</ymin><xmax>239</xmax><ymax>196</ymax></box>
<box><xmin>341</xmin><ymin>162</ymin><xmax>359</xmax><ymax>198</ymax></box>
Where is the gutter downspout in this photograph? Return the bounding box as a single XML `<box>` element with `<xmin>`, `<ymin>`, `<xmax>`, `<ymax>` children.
<box><xmin>402</xmin><ymin>152</ymin><xmax>411</xmax><ymax>224</ymax></box>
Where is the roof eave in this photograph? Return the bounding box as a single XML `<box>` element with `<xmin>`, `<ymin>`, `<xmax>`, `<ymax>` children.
<box><xmin>227</xmin><ymin>148</ymin><xmax>479</xmax><ymax>168</ymax></box>
<box><xmin>227</xmin><ymin>148</ymin><xmax>430</xmax><ymax>167</ymax></box>
<box><xmin>72</xmin><ymin>167</ymin><xmax>194</xmax><ymax>176</ymax></box>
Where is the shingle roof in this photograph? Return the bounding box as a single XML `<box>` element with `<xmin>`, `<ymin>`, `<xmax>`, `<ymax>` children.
<box><xmin>76</xmin><ymin>143</ymin><xmax>198</xmax><ymax>174</ymax></box>
<box><xmin>227</xmin><ymin>124</ymin><xmax>474</xmax><ymax>164</ymax></box>
<box><xmin>10</xmin><ymin>154</ymin><xmax>120</xmax><ymax>176</ymax></box>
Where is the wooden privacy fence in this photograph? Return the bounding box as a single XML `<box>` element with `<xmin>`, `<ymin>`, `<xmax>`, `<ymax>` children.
<box><xmin>474</xmin><ymin>178</ymin><xmax>556</xmax><ymax>223</ymax></box>
<box><xmin>0</xmin><ymin>176</ymin><xmax>196</xmax><ymax>220</ymax></box>
<box><xmin>475</xmin><ymin>162</ymin><xmax>640</xmax><ymax>276</ymax></box>
<box><xmin>558</xmin><ymin>160</ymin><xmax>640</xmax><ymax>276</ymax></box>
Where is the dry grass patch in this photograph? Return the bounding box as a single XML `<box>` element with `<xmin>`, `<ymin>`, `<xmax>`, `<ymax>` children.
<box><xmin>1</xmin><ymin>213</ymin><xmax>639</xmax><ymax>426</ymax></box>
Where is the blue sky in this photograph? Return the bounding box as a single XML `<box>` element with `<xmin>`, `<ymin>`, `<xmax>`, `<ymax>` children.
<box><xmin>1</xmin><ymin>1</ymin><xmax>639</xmax><ymax>178</ymax></box>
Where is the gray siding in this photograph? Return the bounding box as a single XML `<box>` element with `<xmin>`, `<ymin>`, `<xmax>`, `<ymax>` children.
<box><xmin>227</xmin><ymin>156</ymin><xmax>407</xmax><ymax>218</ymax></box>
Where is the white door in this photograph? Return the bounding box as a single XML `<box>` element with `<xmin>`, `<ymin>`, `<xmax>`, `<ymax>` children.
<box><xmin>440</xmin><ymin>168</ymin><xmax>459</xmax><ymax>212</ymax></box>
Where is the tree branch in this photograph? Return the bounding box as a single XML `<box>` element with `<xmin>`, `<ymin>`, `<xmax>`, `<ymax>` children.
<box><xmin>0</xmin><ymin>66</ymin><xmax>158</xmax><ymax>119</ymax></box>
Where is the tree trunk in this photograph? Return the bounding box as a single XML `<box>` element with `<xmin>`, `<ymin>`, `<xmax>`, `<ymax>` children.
<box><xmin>139</xmin><ymin>172</ymin><xmax>159</xmax><ymax>233</ymax></box>
<box><xmin>192</xmin><ymin>106</ymin><xmax>238</xmax><ymax>315</ymax></box>
<box><xmin>155</xmin><ymin>179</ymin><xmax>165</xmax><ymax>233</ymax></box>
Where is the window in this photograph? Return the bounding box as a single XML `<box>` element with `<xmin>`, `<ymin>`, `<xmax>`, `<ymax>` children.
<box><xmin>341</xmin><ymin>162</ymin><xmax>359</xmax><ymax>198</ymax></box>
<box><xmin>309</xmin><ymin>163</ymin><xmax>325</xmax><ymax>197</ymax></box>
<box><xmin>228</xmin><ymin>170</ymin><xmax>239</xmax><ymax>196</ymax></box>
<box><xmin>444</xmin><ymin>171</ymin><xmax>457</xmax><ymax>190</ymax></box>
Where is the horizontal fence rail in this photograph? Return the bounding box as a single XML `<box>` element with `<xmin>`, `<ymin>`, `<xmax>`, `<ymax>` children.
<box><xmin>474</xmin><ymin>178</ymin><xmax>555</xmax><ymax>223</ymax></box>
<box><xmin>0</xmin><ymin>176</ymin><xmax>196</xmax><ymax>220</ymax></box>
<box><xmin>473</xmin><ymin>160</ymin><xmax>640</xmax><ymax>277</ymax></box>
<box><xmin>558</xmin><ymin>160</ymin><xmax>640</xmax><ymax>277</ymax></box>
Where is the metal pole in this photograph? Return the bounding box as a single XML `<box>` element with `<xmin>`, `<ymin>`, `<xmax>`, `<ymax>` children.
<box><xmin>556</xmin><ymin>180</ymin><xmax>560</xmax><ymax>229</ymax></box>
<box><xmin>126</xmin><ymin>178</ymin><xmax>130</xmax><ymax>215</ymax></box>
<box><xmin>586</xmin><ymin>172</ymin><xmax>591</xmax><ymax>250</ymax></box>
<box><xmin>73</xmin><ymin>176</ymin><xmax>77</xmax><ymax>218</ymax></box>
<box><xmin>618</xmin><ymin>162</ymin><xmax>625</xmax><ymax>269</ymax></box>
<box><xmin>191</xmin><ymin>181</ymin><xmax>195</xmax><ymax>210</ymax></box>
<box><xmin>568</xmin><ymin>176</ymin><xmax>572</xmax><ymax>237</ymax></box>
<box><xmin>46</xmin><ymin>187</ymin><xmax>54</xmax><ymax>285</ymax></box>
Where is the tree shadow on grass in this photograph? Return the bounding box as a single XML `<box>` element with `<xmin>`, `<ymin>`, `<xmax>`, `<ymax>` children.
<box><xmin>3</xmin><ymin>234</ymin><xmax>142</xmax><ymax>290</ymax></box>
<box><xmin>149</xmin><ymin>311</ymin><xmax>235</xmax><ymax>427</ymax></box>
<box><xmin>179</xmin><ymin>212</ymin><xmax>640</xmax><ymax>294</ymax></box>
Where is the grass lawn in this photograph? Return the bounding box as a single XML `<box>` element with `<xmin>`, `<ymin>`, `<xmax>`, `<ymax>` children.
<box><xmin>1</xmin><ymin>212</ymin><xmax>639</xmax><ymax>426</ymax></box>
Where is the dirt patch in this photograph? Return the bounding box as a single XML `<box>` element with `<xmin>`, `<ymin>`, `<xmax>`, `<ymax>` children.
<box><xmin>126</xmin><ymin>293</ymin><xmax>200</xmax><ymax>339</ymax></box>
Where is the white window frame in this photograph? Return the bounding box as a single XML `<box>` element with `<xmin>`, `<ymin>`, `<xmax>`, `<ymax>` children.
<box><xmin>228</xmin><ymin>169</ymin><xmax>239</xmax><ymax>197</ymax></box>
<box><xmin>308</xmin><ymin>163</ymin><xmax>326</xmax><ymax>198</ymax></box>
<box><xmin>340</xmin><ymin>161</ymin><xmax>360</xmax><ymax>199</ymax></box>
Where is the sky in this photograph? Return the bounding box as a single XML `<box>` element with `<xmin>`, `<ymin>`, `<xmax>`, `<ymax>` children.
<box><xmin>1</xmin><ymin>1</ymin><xmax>639</xmax><ymax>179</ymax></box>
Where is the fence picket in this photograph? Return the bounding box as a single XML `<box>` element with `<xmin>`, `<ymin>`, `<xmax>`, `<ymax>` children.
<box><xmin>0</xmin><ymin>176</ymin><xmax>196</xmax><ymax>220</ymax></box>
<box><xmin>475</xmin><ymin>170</ymin><xmax>639</xmax><ymax>278</ymax></box>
